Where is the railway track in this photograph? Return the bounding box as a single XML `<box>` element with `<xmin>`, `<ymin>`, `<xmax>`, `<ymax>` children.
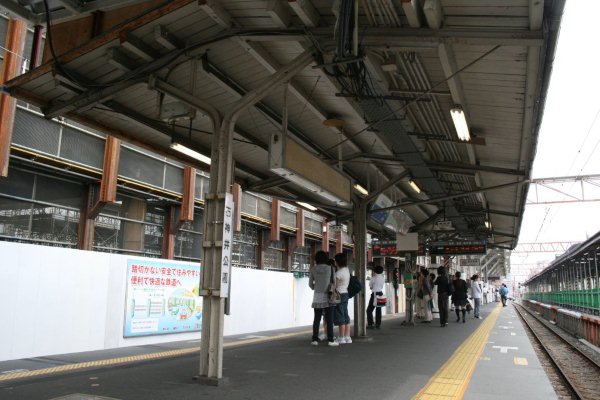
<box><xmin>513</xmin><ymin>302</ymin><xmax>600</xmax><ymax>400</ymax></box>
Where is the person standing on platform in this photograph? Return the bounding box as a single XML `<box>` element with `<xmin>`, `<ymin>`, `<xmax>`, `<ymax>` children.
<box><xmin>415</xmin><ymin>269</ymin><xmax>424</xmax><ymax>320</ymax></box>
<box><xmin>333</xmin><ymin>253</ymin><xmax>351</xmax><ymax>344</ymax></box>
<box><xmin>319</xmin><ymin>258</ymin><xmax>337</xmax><ymax>340</ymax></box>
<box><xmin>420</xmin><ymin>269</ymin><xmax>433</xmax><ymax>323</ymax></box>
<box><xmin>428</xmin><ymin>272</ymin><xmax>436</xmax><ymax>313</ymax></box>
<box><xmin>309</xmin><ymin>251</ymin><xmax>339</xmax><ymax>347</ymax></box>
<box><xmin>434</xmin><ymin>267</ymin><xmax>450</xmax><ymax>327</ymax></box>
<box><xmin>452</xmin><ymin>271</ymin><xmax>469</xmax><ymax>323</ymax></box>
<box><xmin>470</xmin><ymin>274</ymin><xmax>483</xmax><ymax>319</ymax></box>
<box><xmin>366</xmin><ymin>265</ymin><xmax>385</xmax><ymax>329</ymax></box>
<box><xmin>499</xmin><ymin>283</ymin><xmax>508</xmax><ymax>307</ymax></box>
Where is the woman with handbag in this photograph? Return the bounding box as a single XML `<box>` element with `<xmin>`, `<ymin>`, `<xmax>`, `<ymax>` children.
<box><xmin>366</xmin><ymin>265</ymin><xmax>385</xmax><ymax>329</ymax></box>
<box><xmin>309</xmin><ymin>250</ymin><xmax>339</xmax><ymax>347</ymax></box>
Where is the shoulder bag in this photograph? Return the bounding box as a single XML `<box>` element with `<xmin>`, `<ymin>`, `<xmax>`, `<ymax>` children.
<box><xmin>328</xmin><ymin>266</ymin><xmax>341</xmax><ymax>304</ymax></box>
<box><xmin>348</xmin><ymin>275</ymin><xmax>363</xmax><ymax>298</ymax></box>
<box><xmin>375</xmin><ymin>291</ymin><xmax>387</xmax><ymax>307</ymax></box>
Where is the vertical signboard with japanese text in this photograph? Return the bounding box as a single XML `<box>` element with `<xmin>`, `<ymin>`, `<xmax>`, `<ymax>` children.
<box><xmin>124</xmin><ymin>259</ymin><xmax>202</xmax><ymax>337</ymax></box>
<box><xmin>220</xmin><ymin>193</ymin><xmax>234</xmax><ymax>298</ymax></box>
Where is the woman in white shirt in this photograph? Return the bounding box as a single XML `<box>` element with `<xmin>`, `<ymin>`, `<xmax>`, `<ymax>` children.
<box><xmin>366</xmin><ymin>265</ymin><xmax>385</xmax><ymax>329</ymax></box>
<box><xmin>470</xmin><ymin>274</ymin><xmax>483</xmax><ymax>319</ymax></box>
<box><xmin>333</xmin><ymin>253</ymin><xmax>351</xmax><ymax>344</ymax></box>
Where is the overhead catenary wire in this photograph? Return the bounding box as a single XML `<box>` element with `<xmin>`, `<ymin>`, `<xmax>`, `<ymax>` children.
<box><xmin>530</xmin><ymin>106</ymin><xmax>600</xmax><ymax>246</ymax></box>
<box><xmin>566</xmin><ymin>106</ymin><xmax>600</xmax><ymax>177</ymax></box>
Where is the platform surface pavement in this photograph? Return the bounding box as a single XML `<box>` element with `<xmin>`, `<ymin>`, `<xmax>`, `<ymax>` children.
<box><xmin>463</xmin><ymin>304</ymin><xmax>557</xmax><ymax>400</ymax></box>
<box><xmin>0</xmin><ymin>303</ymin><xmax>557</xmax><ymax>400</ymax></box>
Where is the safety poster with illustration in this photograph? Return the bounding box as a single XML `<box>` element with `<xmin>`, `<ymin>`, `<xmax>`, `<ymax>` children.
<box><xmin>124</xmin><ymin>259</ymin><xmax>202</xmax><ymax>337</ymax></box>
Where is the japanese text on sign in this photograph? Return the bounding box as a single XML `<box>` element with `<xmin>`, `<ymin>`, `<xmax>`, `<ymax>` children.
<box><xmin>220</xmin><ymin>193</ymin><xmax>234</xmax><ymax>298</ymax></box>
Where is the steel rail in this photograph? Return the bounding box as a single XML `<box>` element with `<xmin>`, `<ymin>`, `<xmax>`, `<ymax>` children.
<box><xmin>513</xmin><ymin>302</ymin><xmax>600</xmax><ymax>400</ymax></box>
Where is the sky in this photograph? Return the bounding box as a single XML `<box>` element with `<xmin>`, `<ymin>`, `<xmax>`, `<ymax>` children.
<box><xmin>510</xmin><ymin>1</ymin><xmax>600</xmax><ymax>281</ymax></box>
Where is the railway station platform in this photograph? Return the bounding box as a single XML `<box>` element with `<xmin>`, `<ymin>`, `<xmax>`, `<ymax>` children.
<box><xmin>0</xmin><ymin>303</ymin><xmax>557</xmax><ymax>400</ymax></box>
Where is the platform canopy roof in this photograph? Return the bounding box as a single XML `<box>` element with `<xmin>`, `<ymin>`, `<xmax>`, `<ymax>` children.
<box><xmin>1</xmin><ymin>0</ymin><xmax>565</xmax><ymax>251</ymax></box>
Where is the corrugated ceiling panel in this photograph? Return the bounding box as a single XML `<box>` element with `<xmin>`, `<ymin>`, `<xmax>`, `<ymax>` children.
<box><xmin>443</xmin><ymin>6</ymin><xmax>528</xmax><ymax>17</ymax></box>
<box><xmin>440</xmin><ymin>0</ymin><xmax>528</xmax><ymax>7</ymax></box>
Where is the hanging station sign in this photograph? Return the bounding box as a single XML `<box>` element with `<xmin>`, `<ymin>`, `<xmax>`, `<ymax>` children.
<box><xmin>372</xmin><ymin>237</ymin><xmax>423</xmax><ymax>257</ymax></box>
<box><xmin>459</xmin><ymin>258</ymin><xmax>481</xmax><ymax>267</ymax></box>
<box><xmin>427</xmin><ymin>241</ymin><xmax>487</xmax><ymax>255</ymax></box>
<box><xmin>372</xmin><ymin>240</ymin><xmax>398</xmax><ymax>257</ymax></box>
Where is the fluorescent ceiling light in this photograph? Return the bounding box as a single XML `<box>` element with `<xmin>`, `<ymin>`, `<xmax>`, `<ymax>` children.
<box><xmin>170</xmin><ymin>142</ymin><xmax>211</xmax><ymax>165</ymax></box>
<box><xmin>450</xmin><ymin>107</ymin><xmax>470</xmax><ymax>141</ymax></box>
<box><xmin>409</xmin><ymin>180</ymin><xmax>421</xmax><ymax>194</ymax></box>
<box><xmin>354</xmin><ymin>183</ymin><xmax>369</xmax><ymax>196</ymax></box>
<box><xmin>296</xmin><ymin>201</ymin><xmax>317</xmax><ymax>211</ymax></box>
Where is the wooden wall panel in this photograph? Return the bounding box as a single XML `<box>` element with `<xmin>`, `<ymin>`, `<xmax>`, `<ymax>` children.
<box><xmin>270</xmin><ymin>198</ymin><xmax>280</xmax><ymax>241</ymax></box>
<box><xmin>99</xmin><ymin>136</ymin><xmax>121</xmax><ymax>203</ymax></box>
<box><xmin>0</xmin><ymin>18</ymin><xmax>27</xmax><ymax>177</ymax></box>
<box><xmin>41</xmin><ymin>0</ymin><xmax>180</xmax><ymax>63</ymax></box>
<box><xmin>181</xmin><ymin>165</ymin><xmax>196</xmax><ymax>222</ymax></box>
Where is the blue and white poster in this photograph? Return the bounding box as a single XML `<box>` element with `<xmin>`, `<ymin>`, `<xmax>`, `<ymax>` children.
<box><xmin>124</xmin><ymin>259</ymin><xmax>202</xmax><ymax>337</ymax></box>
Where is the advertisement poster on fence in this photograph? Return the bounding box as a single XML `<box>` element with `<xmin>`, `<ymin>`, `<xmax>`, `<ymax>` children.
<box><xmin>124</xmin><ymin>259</ymin><xmax>202</xmax><ymax>337</ymax></box>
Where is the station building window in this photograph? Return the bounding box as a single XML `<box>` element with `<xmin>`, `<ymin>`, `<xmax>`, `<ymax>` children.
<box><xmin>0</xmin><ymin>168</ymin><xmax>82</xmax><ymax>247</ymax></box>
<box><xmin>93</xmin><ymin>194</ymin><xmax>162</xmax><ymax>257</ymax></box>
<box><xmin>292</xmin><ymin>245</ymin><xmax>311</xmax><ymax>276</ymax></box>
<box><xmin>175</xmin><ymin>214</ymin><xmax>203</xmax><ymax>262</ymax></box>
<box><xmin>264</xmin><ymin>239</ymin><xmax>285</xmax><ymax>271</ymax></box>
<box><xmin>232</xmin><ymin>221</ymin><xmax>258</xmax><ymax>269</ymax></box>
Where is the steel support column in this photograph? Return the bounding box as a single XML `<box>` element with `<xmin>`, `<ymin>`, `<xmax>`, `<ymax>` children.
<box><xmin>198</xmin><ymin>49</ymin><xmax>314</xmax><ymax>382</ymax></box>
<box><xmin>353</xmin><ymin>201</ymin><xmax>367</xmax><ymax>337</ymax></box>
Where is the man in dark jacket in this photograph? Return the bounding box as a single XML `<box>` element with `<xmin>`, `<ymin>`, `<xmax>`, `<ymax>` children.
<box><xmin>434</xmin><ymin>266</ymin><xmax>450</xmax><ymax>327</ymax></box>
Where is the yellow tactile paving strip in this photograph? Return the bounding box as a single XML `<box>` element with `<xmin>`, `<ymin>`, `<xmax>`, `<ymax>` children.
<box><xmin>412</xmin><ymin>304</ymin><xmax>502</xmax><ymax>400</ymax></box>
<box><xmin>0</xmin><ymin>315</ymin><xmax>404</xmax><ymax>383</ymax></box>
<box><xmin>0</xmin><ymin>330</ymin><xmax>311</xmax><ymax>383</ymax></box>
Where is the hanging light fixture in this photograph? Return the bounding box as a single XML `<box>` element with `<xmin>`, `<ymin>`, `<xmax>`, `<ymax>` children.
<box><xmin>450</xmin><ymin>107</ymin><xmax>471</xmax><ymax>141</ymax></box>
<box><xmin>170</xmin><ymin>142</ymin><xmax>211</xmax><ymax>165</ymax></box>
<box><xmin>296</xmin><ymin>202</ymin><xmax>317</xmax><ymax>211</ymax></box>
<box><xmin>409</xmin><ymin>179</ymin><xmax>421</xmax><ymax>194</ymax></box>
<box><xmin>354</xmin><ymin>183</ymin><xmax>369</xmax><ymax>196</ymax></box>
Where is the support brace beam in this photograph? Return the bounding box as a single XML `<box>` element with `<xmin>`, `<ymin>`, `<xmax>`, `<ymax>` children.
<box><xmin>372</xmin><ymin>180</ymin><xmax>528</xmax><ymax>213</ymax></box>
<box><xmin>88</xmin><ymin>135</ymin><xmax>121</xmax><ymax>218</ymax></box>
